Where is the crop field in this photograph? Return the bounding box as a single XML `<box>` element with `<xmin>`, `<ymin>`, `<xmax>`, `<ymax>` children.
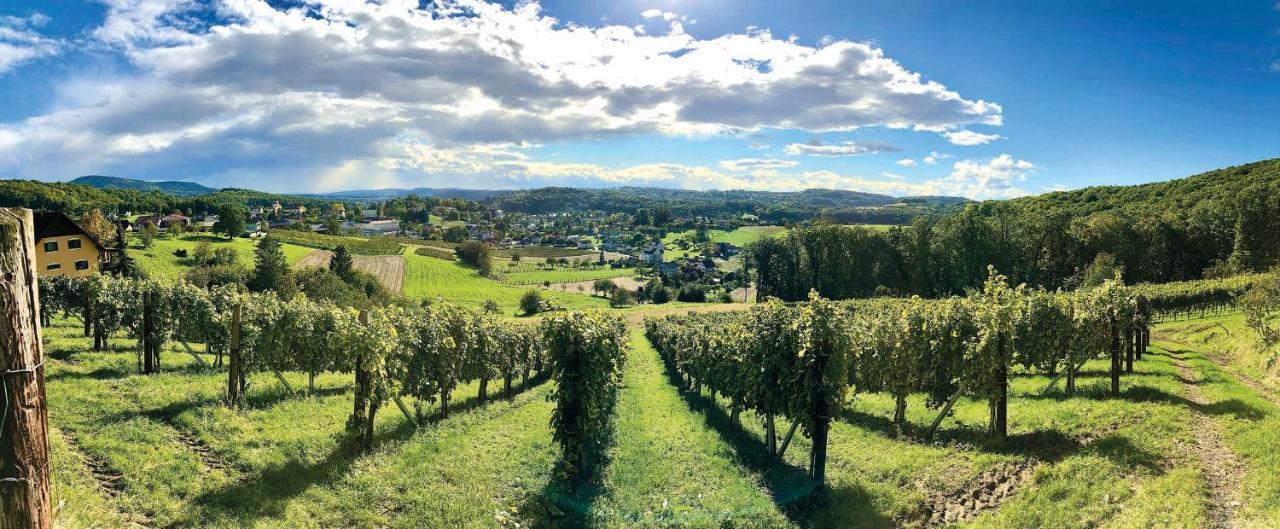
<box><xmin>293</xmin><ymin>249</ymin><xmax>407</xmax><ymax>293</ymax></box>
<box><xmin>35</xmin><ymin>303</ymin><xmax>1280</xmax><ymax>528</ymax></box>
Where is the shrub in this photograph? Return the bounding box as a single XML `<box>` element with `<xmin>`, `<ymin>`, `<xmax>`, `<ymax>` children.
<box><xmin>649</xmin><ymin>285</ymin><xmax>672</xmax><ymax>304</ymax></box>
<box><xmin>677</xmin><ymin>285</ymin><xmax>707</xmax><ymax>303</ymax></box>
<box><xmin>609</xmin><ymin>288</ymin><xmax>635</xmax><ymax>308</ymax></box>
<box><xmin>455</xmin><ymin>240</ymin><xmax>494</xmax><ymax>276</ymax></box>
<box><xmin>520</xmin><ymin>289</ymin><xmax>544</xmax><ymax>316</ymax></box>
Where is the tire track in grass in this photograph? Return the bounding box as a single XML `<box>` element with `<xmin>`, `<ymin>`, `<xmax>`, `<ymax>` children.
<box><xmin>1167</xmin><ymin>348</ymin><xmax>1244</xmax><ymax>529</ymax></box>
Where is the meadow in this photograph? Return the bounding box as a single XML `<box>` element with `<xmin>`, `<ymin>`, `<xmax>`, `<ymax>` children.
<box><xmin>132</xmin><ymin>234</ymin><xmax>312</xmax><ymax>280</ymax></box>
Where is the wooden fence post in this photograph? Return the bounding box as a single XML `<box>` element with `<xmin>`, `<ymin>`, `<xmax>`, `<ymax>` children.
<box><xmin>0</xmin><ymin>208</ymin><xmax>53</xmax><ymax>529</ymax></box>
<box><xmin>142</xmin><ymin>290</ymin><xmax>154</xmax><ymax>374</ymax></box>
<box><xmin>227</xmin><ymin>304</ymin><xmax>242</xmax><ymax>407</ymax></box>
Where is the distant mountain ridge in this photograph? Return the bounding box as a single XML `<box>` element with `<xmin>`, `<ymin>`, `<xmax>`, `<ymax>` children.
<box><xmin>70</xmin><ymin>175</ymin><xmax>217</xmax><ymax>196</ymax></box>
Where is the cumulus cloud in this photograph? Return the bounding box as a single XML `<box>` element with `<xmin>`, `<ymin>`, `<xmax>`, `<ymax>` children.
<box><xmin>783</xmin><ymin>140</ymin><xmax>900</xmax><ymax>157</ymax></box>
<box><xmin>0</xmin><ymin>0</ymin><xmax>1003</xmax><ymax>190</ymax></box>
<box><xmin>0</xmin><ymin>13</ymin><xmax>61</xmax><ymax>75</ymax></box>
<box><xmin>896</xmin><ymin>158</ymin><xmax>917</xmax><ymax>167</ymax></box>
<box><xmin>943</xmin><ymin>129</ymin><xmax>1002</xmax><ymax>146</ymax></box>
<box><xmin>936</xmin><ymin>154</ymin><xmax>1035</xmax><ymax>199</ymax></box>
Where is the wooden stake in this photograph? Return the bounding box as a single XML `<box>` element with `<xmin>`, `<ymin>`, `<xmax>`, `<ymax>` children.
<box><xmin>178</xmin><ymin>340</ymin><xmax>210</xmax><ymax>369</ymax></box>
<box><xmin>227</xmin><ymin>304</ymin><xmax>242</xmax><ymax>407</ymax></box>
<box><xmin>0</xmin><ymin>208</ymin><xmax>53</xmax><ymax>529</ymax></box>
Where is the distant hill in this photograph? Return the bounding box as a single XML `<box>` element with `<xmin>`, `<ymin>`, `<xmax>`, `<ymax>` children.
<box><xmin>71</xmin><ymin>175</ymin><xmax>217</xmax><ymax>196</ymax></box>
<box><xmin>314</xmin><ymin>187</ymin><xmax>509</xmax><ymax>202</ymax></box>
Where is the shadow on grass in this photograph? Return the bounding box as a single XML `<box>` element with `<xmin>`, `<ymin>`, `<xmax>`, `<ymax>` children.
<box><xmin>653</xmin><ymin>357</ymin><xmax>889</xmax><ymax>527</ymax></box>
<box><xmin>179</xmin><ymin>373</ymin><xmax>548</xmax><ymax>526</ymax></box>
<box><xmin>1026</xmin><ymin>379</ymin><xmax>1267</xmax><ymax>421</ymax></box>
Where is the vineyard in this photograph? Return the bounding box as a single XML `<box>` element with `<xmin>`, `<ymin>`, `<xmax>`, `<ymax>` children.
<box><xmin>15</xmin><ymin>267</ymin><xmax>1280</xmax><ymax>527</ymax></box>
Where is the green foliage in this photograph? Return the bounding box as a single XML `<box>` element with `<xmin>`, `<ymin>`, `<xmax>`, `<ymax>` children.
<box><xmin>542</xmin><ymin>311</ymin><xmax>629</xmax><ymax>480</ymax></box>
<box><xmin>268</xmin><ymin>230</ymin><xmax>403</xmax><ymax>255</ymax></box>
<box><xmin>520</xmin><ymin>289</ymin><xmax>544</xmax><ymax>316</ymax></box>
<box><xmin>412</xmin><ymin>245</ymin><xmax>456</xmax><ymax>261</ymax></box>
<box><xmin>248</xmin><ymin>235</ymin><xmax>294</xmax><ymax>295</ymax></box>
<box><xmin>454</xmin><ymin>240</ymin><xmax>493</xmax><ymax>276</ymax></box>
<box><xmin>329</xmin><ymin>244</ymin><xmax>354</xmax><ymax>280</ymax></box>
<box><xmin>213</xmin><ymin>204</ymin><xmax>247</xmax><ymax>239</ymax></box>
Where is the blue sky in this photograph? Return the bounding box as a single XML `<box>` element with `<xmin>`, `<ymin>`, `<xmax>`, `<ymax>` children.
<box><xmin>0</xmin><ymin>0</ymin><xmax>1277</xmax><ymax>197</ymax></box>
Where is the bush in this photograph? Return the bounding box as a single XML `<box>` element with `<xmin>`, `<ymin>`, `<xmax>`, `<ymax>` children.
<box><xmin>520</xmin><ymin>289</ymin><xmax>544</xmax><ymax>316</ymax></box>
<box><xmin>609</xmin><ymin>288</ymin><xmax>635</xmax><ymax>308</ymax></box>
<box><xmin>173</xmin><ymin>248</ymin><xmax>189</xmax><ymax>258</ymax></box>
<box><xmin>182</xmin><ymin>264</ymin><xmax>247</xmax><ymax>289</ymax></box>
<box><xmin>455</xmin><ymin>240</ymin><xmax>494</xmax><ymax>276</ymax></box>
<box><xmin>677</xmin><ymin>285</ymin><xmax>707</xmax><ymax>303</ymax></box>
<box><xmin>592</xmin><ymin>278</ymin><xmax>618</xmax><ymax>297</ymax></box>
<box><xmin>649</xmin><ymin>285</ymin><xmax>672</xmax><ymax>304</ymax></box>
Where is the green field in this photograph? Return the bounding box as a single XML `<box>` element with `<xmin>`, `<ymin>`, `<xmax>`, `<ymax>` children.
<box><xmin>501</xmin><ymin>267</ymin><xmax>636</xmax><ymax>286</ymax></box>
<box><xmin>399</xmin><ymin>245</ymin><xmax>607</xmax><ymax>312</ymax></box>
<box><xmin>662</xmin><ymin>225</ymin><xmax>788</xmax><ymax>260</ymax></box>
<box><xmin>132</xmin><ymin>234</ymin><xmax>312</xmax><ymax>281</ymax></box>
<box><xmin>37</xmin><ymin>302</ymin><xmax>1280</xmax><ymax>527</ymax></box>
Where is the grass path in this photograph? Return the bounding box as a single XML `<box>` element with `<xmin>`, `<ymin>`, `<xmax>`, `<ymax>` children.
<box><xmin>1167</xmin><ymin>349</ymin><xmax>1245</xmax><ymax>529</ymax></box>
<box><xmin>586</xmin><ymin>331</ymin><xmax>792</xmax><ymax>528</ymax></box>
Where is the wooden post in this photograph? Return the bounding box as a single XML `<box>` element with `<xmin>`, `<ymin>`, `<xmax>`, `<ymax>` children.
<box><xmin>1124</xmin><ymin>325</ymin><xmax>1134</xmax><ymax>374</ymax></box>
<box><xmin>0</xmin><ymin>208</ymin><xmax>54</xmax><ymax>529</ymax></box>
<box><xmin>1110</xmin><ymin>320</ymin><xmax>1121</xmax><ymax>396</ymax></box>
<box><xmin>227</xmin><ymin>304</ymin><xmax>242</xmax><ymax>407</ymax></box>
<box><xmin>142</xmin><ymin>290</ymin><xmax>155</xmax><ymax>374</ymax></box>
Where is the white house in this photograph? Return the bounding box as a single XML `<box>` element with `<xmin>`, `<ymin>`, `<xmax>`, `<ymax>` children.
<box><xmin>356</xmin><ymin>219</ymin><xmax>400</xmax><ymax>236</ymax></box>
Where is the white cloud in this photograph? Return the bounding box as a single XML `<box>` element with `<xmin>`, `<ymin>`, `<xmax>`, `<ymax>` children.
<box><xmin>922</xmin><ymin>151</ymin><xmax>951</xmax><ymax>165</ymax></box>
<box><xmin>943</xmin><ymin>129</ymin><xmax>1002</xmax><ymax>146</ymax></box>
<box><xmin>640</xmin><ymin>9</ymin><xmax>663</xmax><ymax>18</ymax></box>
<box><xmin>896</xmin><ymin>158</ymin><xmax>917</xmax><ymax>167</ymax></box>
<box><xmin>718</xmin><ymin>158</ymin><xmax>799</xmax><ymax>171</ymax></box>
<box><xmin>783</xmin><ymin>140</ymin><xmax>899</xmax><ymax>157</ymax></box>
<box><xmin>936</xmin><ymin>154</ymin><xmax>1035</xmax><ymax>199</ymax></box>
<box><xmin>0</xmin><ymin>0</ymin><xmax>1003</xmax><ymax>191</ymax></box>
<box><xmin>0</xmin><ymin>13</ymin><xmax>61</xmax><ymax>75</ymax></box>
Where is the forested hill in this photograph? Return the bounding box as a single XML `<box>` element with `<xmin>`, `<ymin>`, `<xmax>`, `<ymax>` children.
<box><xmin>489</xmin><ymin>186</ymin><xmax>969</xmax><ymax>224</ymax></box>
<box><xmin>1001</xmin><ymin>158</ymin><xmax>1280</xmax><ymax>216</ymax></box>
<box><xmin>70</xmin><ymin>175</ymin><xmax>217</xmax><ymax>196</ymax></box>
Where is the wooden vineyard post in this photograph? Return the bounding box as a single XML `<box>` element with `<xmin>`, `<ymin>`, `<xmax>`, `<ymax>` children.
<box><xmin>993</xmin><ymin>333</ymin><xmax>1008</xmax><ymax>440</ymax></box>
<box><xmin>142</xmin><ymin>290</ymin><xmax>154</xmax><ymax>374</ymax></box>
<box><xmin>0</xmin><ymin>208</ymin><xmax>53</xmax><ymax>529</ymax></box>
<box><xmin>1109</xmin><ymin>319</ymin><xmax>1121</xmax><ymax>396</ymax></box>
<box><xmin>227</xmin><ymin>304</ymin><xmax>243</xmax><ymax>407</ymax></box>
<box><xmin>1124</xmin><ymin>324</ymin><xmax>1134</xmax><ymax>374</ymax></box>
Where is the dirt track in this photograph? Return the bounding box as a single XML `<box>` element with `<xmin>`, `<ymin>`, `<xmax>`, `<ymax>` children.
<box><xmin>294</xmin><ymin>250</ymin><xmax>405</xmax><ymax>293</ymax></box>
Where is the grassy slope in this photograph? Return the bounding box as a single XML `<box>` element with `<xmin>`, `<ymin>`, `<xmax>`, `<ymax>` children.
<box><xmin>1154</xmin><ymin>313</ymin><xmax>1280</xmax><ymax>527</ymax></box>
<box><xmin>662</xmin><ymin>226</ymin><xmax>787</xmax><ymax>260</ymax></box>
<box><xmin>132</xmin><ymin>234</ymin><xmax>311</xmax><ymax>281</ymax></box>
<box><xmin>502</xmin><ymin>267</ymin><xmax>636</xmax><ymax>286</ymax></box>
<box><xmin>399</xmin><ymin>245</ymin><xmax>607</xmax><ymax>312</ymax></box>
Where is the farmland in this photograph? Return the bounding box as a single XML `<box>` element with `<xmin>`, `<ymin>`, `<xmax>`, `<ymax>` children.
<box><xmin>293</xmin><ymin>250</ymin><xmax>407</xmax><ymax>294</ymax></box>
<box><xmin>398</xmin><ymin>244</ymin><xmax>608</xmax><ymax>311</ymax></box>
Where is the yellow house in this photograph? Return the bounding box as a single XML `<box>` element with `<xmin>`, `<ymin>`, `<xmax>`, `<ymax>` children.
<box><xmin>34</xmin><ymin>212</ymin><xmax>107</xmax><ymax>278</ymax></box>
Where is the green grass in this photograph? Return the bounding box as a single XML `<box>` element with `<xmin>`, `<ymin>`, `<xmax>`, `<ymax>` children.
<box><xmin>1154</xmin><ymin>315</ymin><xmax>1280</xmax><ymax>528</ymax></box>
<box><xmin>400</xmin><ymin>245</ymin><xmax>607</xmax><ymax>312</ymax></box>
<box><xmin>132</xmin><ymin>234</ymin><xmax>311</xmax><ymax>281</ymax></box>
<box><xmin>39</xmin><ymin>307</ymin><xmax>1280</xmax><ymax>528</ymax></box>
<box><xmin>501</xmin><ymin>267</ymin><xmax>636</xmax><ymax>286</ymax></box>
<box><xmin>661</xmin><ymin>226</ymin><xmax>787</xmax><ymax>260</ymax></box>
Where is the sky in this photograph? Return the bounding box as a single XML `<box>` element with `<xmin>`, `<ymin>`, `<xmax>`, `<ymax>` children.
<box><xmin>0</xmin><ymin>0</ymin><xmax>1277</xmax><ymax>198</ymax></box>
